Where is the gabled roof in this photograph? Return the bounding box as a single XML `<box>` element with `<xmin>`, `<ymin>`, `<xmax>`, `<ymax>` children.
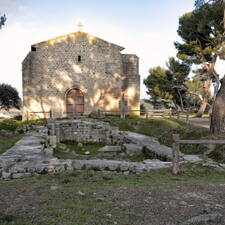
<box><xmin>32</xmin><ymin>31</ymin><xmax>125</xmax><ymax>51</ymax></box>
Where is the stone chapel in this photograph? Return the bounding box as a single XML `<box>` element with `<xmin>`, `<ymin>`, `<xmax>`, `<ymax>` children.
<box><xmin>22</xmin><ymin>31</ymin><xmax>140</xmax><ymax>120</ymax></box>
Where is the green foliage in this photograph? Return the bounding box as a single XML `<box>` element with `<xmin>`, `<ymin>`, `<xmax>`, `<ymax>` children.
<box><xmin>0</xmin><ymin>119</ymin><xmax>19</xmax><ymax>131</ymax></box>
<box><xmin>54</xmin><ymin>142</ymin><xmax>105</xmax><ymax>160</ymax></box>
<box><xmin>0</xmin><ymin>84</ymin><xmax>21</xmax><ymax>110</ymax></box>
<box><xmin>144</xmin><ymin>57</ymin><xmax>190</xmax><ymax>108</ymax></box>
<box><xmin>0</xmin><ymin>14</ymin><xmax>6</xmax><ymax>29</ymax></box>
<box><xmin>0</xmin><ymin>134</ymin><xmax>24</xmax><ymax>155</ymax></box>
<box><xmin>185</xmin><ymin>77</ymin><xmax>205</xmax><ymax>109</ymax></box>
<box><xmin>175</xmin><ymin>0</ymin><xmax>225</xmax><ymax>64</ymax></box>
<box><xmin>144</xmin><ymin>66</ymin><xmax>173</xmax><ymax>100</ymax></box>
<box><xmin>103</xmin><ymin>116</ymin><xmax>210</xmax><ymax>149</ymax></box>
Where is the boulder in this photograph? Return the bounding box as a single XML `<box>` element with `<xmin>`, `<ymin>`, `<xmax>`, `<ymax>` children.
<box><xmin>0</xmin><ymin>130</ymin><xmax>14</xmax><ymax>137</ymax></box>
<box><xmin>89</xmin><ymin>111</ymin><xmax>105</xmax><ymax>119</ymax></box>
<box><xmin>182</xmin><ymin>212</ymin><xmax>223</xmax><ymax>225</ymax></box>
<box><xmin>97</xmin><ymin>146</ymin><xmax>122</xmax><ymax>156</ymax></box>
<box><xmin>57</xmin><ymin>143</ymin><xmax>69</xmax><ymax>152</ymax></box>
<box><xmin>122</xmin><ymin>144</ymin><xmax>143</xmax><ymax>156</ymax></box>
<box><xmin>11</xmin><ymin>173</ymin><xmax>32</xmax><ymax>179</ymax></box>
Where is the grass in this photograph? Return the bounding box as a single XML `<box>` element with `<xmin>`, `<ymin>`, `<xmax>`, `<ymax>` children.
<box><xmin>54</xmin><ymin>116</ymin><xmax>225</xmax><ymax>161</ymax></box>
<box><xmin>0</xmin><ymin>134</ymin><xmax>24</xmax><ymax>154</ymax></box>
<box><xmin>54</xmin><ymin>141</ymin><xmax>105</xmax><ymax>159</ymax></box>
<box><xmin>0</xmin><ymin>165</ymin><xmax>225</xmax><ymax>225</ymax></box>
<box><xmin>0</xmin><ymin>117</ymin><xmax>225</xmax><ymax>224</ymax></box>
<box><xmin>99</xmin><ymin>116</ymin><xmax>224</xmax><ymax>155</ymax></box>
<box><xmin>0</xmin><ymin>118</ymin><xmax>46</xmax><ymax>155</ymax></box>
<box><xmin>0</xmin><ymin>118</ymin><xmax>46</xmax><ymax>131</ymax></box>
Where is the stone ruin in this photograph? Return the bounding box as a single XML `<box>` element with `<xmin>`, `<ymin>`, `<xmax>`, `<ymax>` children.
<box><xmin>0</xmin><ymin>118</ymin><xmax>211</xmax><ymax>179</ymax></box>
<box><xmin>47</xmin><ymin>119</ymin><xmax>174</xmax><ymax>160</ymax></box>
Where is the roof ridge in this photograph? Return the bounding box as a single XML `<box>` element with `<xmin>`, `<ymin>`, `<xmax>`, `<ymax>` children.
<box><xmin>32</xmin><ymin>31</ymin><xmax>125</xmax><ymax>51</ymax></box>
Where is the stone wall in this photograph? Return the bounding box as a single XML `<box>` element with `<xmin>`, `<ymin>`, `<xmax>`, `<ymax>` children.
<box><xmin>48</xmin><ymin>119</ymin><xmax>174</xmax><ymax>160</ymax></box>
<box><xmin>49</xmin><ymin>120</ymin><xmax>125</xmax><ymax>145</ymax></box>
<box><xmin>22</xmin><ymin>32</ymin><xmax>140</xmax><ymax>120</ymax></box>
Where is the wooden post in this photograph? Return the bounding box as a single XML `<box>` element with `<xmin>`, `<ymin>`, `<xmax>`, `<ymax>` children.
<box><xmin>169</xmin><ymin>108</ymin><xmax>172</xmax><ymax>118</ymax></box>
<box><xmin>145</xmin><ymin>109</ymin><xmax>149</xmax><ymax>119</ymax></box>
<box><xmin>149</xmin><ymin>111</ymin><xmax>153</xmax><ymax>118</ymax></box>
<box><xmin>172</xmin><ymin>134</ymin><xmax>180</xmax><ymax>175</ymax></box>
<box><xmin>49</xmin><ymin>110</ymin><xmax>52</xmax><ymax>118</ymax></box>
<box><xmin>186</xmin><ymin>112</ymin><xmax>189</xmax><ymax>123</ymax></box>
<box><xmin>97</xmin><ymin>109</ymin><xmax>101</xmax><ymax>118</ymax></box>
<box><xmin>177</xmin><ymin>111</ymin><xmax>180</xmax><ymax>120</ymax></box>
<box><xmin>120</xmin><ymin>94</ymin><xmax>126</xmax><ymax>119</ymax></box>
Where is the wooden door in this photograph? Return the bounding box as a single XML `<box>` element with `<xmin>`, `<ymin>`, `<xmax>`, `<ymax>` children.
<box><xmin>66</xmin><ymin>89</ymin><xmax>84</xmax><ymax>115</ymax></box>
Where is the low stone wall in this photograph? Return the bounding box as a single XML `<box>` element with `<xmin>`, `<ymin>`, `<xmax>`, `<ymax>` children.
<box><xmin>48</xmin><ymin>119</ymin><xmax>126</xmax><ymax>145</ymax></box>
<box><xmin>47</xmin><ymin>119</ymin><xmax>175</xmax><ymax>160</ymax></box>
<box><xmin>0</xmin><ymin>124</ymin><xmax>222</xmax><ymax>180</ymax></box>
<box><xmin>0</xmin><ymin>126</ymin><xmax>173</xmax><ymax>179</ymax></box>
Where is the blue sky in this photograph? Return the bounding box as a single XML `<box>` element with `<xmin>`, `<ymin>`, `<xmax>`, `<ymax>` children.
<box><xmin>1</xmin><ymin>0</ymin><xmax>224</xmax><ymax>98</ymax></box>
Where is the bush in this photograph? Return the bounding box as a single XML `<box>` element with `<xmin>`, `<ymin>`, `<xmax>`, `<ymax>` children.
<box><xmin>0</xmin><ymin>119</ymin><xmax>19</xmax><ymax>131</ymax></box>
<box><xmin>13</xmin><ymin>115</ymin><xmax>22</xmax><ymax>120</ymax></box>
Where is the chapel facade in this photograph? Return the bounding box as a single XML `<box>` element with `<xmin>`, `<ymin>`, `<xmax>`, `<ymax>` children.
<box><xmin>22</xmin><ymin>31</ymin><xmax>140</xmax><ymax>120</ymax></box>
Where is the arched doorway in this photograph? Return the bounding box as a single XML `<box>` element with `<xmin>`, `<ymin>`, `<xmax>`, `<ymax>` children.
<box><xmin>66</xmin><ymin>88</ymin><xmax>84</xmax><ymax>115</ymax></box>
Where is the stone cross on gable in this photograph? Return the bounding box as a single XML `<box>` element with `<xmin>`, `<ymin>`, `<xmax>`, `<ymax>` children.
<box><xmin>77</xmin><ymin>23</ymin><xmax>84</xmax><ymax>32</ymax></box>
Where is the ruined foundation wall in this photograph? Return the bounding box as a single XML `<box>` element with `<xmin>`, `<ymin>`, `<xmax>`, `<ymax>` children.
<box><xmin>50</xmin><ymin>120</ymin><xmax>126</xmax><ymax>145</ymax></box>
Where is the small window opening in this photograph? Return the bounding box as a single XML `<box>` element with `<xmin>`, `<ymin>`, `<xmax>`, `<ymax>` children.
<box><xmin>78</xmin><ymin>55</ymin><xmax>81</xmax><ymax>62</ymax></box>
<box><xmin>31</xmin><ymin>46</ymin><xmax>36</xmax><ymax>52</ymax></box>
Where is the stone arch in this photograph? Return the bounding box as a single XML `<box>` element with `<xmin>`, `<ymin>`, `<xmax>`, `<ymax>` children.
<box><xmin>65</xmin><ymin>87</ymin><xmax>84</xmax><ymax>115</ymax></box>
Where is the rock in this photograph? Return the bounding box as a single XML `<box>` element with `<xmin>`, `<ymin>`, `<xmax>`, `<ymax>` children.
<box><xmin>123</xmin><ymin>131</ymin><xmax>174</xmax><ymax>160</ymax></box>
<box><xmin>89</xmin><ymin>111</ymin><xmax>105</xmax><ymax>119</ymax></box>
<box><xmin>123</xmin><ymin>171</ymin><xmax>130</xmax><ymax>175</ymax></box>
<box><xmin>77</xmin><ymin>143</ymin><xmax>83</xmax><ymax>147</ymax></box>
<box><xmin>179</xmin><ymin>201</ymin><xmax>188</xmax><ymax>206</ymax></box>
<box><xmin>215</xmin><ymin>204</ymin><xmax>224</xmax><ymax>208</ymax></box>
<box><xmin>43</xmin><ymin>148</ymin><xmax>53</xmax><ymax>156</ymax></box>
<box><xmin>204</xmin><ymin>144</ymin><xmax>216</xmax><ymax>155</ymax></box>
<box><xmin>214</xmin><ymin>166</ymin><xmax>225</xmax><ymax>172</ymax></box>
<box><xmin>64</xmin><ymin>160</ymin><xmax>73</xmax><ymax>170</ymax></box>
<box><xmin>48</xmin><ymin>136</ymin><xmax>57</xmax><ymax>148</ymax></box>
<box><xmin>183</xmin><ymin>155</ymin><xmax>203</xmax><ymax>163</ymax></box>
<box><xmin>182</xmin><ymin>212</ymin><xmax>223</xmax><ymax>225</ymax></box>
<box><xmin>72</xmin><ymin>160</ymin><xmax>85</xmax><ymax>170</ymax></box>
<box><xmin>143</xmin><ymin>159</ymin><xmax>171</xmax><ymax>169</ymax></box>
<box><xmin>57</xmin><ymin>143</ymin><xmax>69</xmax><ymax>152</ymax></box>
<box><xmin>50</xmin><ymin>185</ymin><xmax>60</xmax><ymax>191</ymax></box>
<box><xmin>11</xmin><ymin>173</ymin><xmax>32</xmax><ymax>179</ymax></box>
<box><xmin>98</xmin><ymin>146</ymin><xmax>122</xmax><ymax>156</ymax></box>
<box><xmin>96</xmin><ymin>197</ymin><xmax>104</xmax><ymax>202</ymax></box>
<box><xmin>0</xmin><ymin>130</ymin><xmax>14</xmax><ymax>137</ymax></box>
<box><xmin>77</xmin><ymin>191</ymin><xmax>85</xmax><ymax>196</ymax></box>
<box><xmin>1</xmin><ymin>172</ymin><xmax>11</xmax><ymax>179</ymax></box>
<box><xmin>84</xmin><ymin>151</ymin><xmax>90</xmax><ymax>155</ymax></box>
<box><xmin>122</xmin><ymin>144</ymin><xmax>143</xmax><ymax>156</ymax></box>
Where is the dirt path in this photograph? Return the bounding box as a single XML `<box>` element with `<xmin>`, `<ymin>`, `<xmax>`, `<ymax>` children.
<box><xmin>0</xmin><ymin>168</ymin><xmax>224</xmax><ymax>225</ymax></box>
<box><xmin>181</xmin><ymin>117</ymin><xmax>210</xmax><ymax>129</ymax></box>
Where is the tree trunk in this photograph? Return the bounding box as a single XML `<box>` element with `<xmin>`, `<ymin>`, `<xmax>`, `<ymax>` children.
<box><xmin>195</xmin><ymin>75</ymin><xmax>212</xmax><ymax>117</ymax></box>
<box><xmin>224</xmin><ymin>9</ymin><xmax>225</xmax><ymax>31</ymax></box>
<box><xmin>177</xmin><ymin>90</ymin><xmax>184</xmax><ymax>111</ymax></box>
<box><xmin>210</xmin><ymin>76</ymin><xmax>225</xmax><ymax>134</ymax></box>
